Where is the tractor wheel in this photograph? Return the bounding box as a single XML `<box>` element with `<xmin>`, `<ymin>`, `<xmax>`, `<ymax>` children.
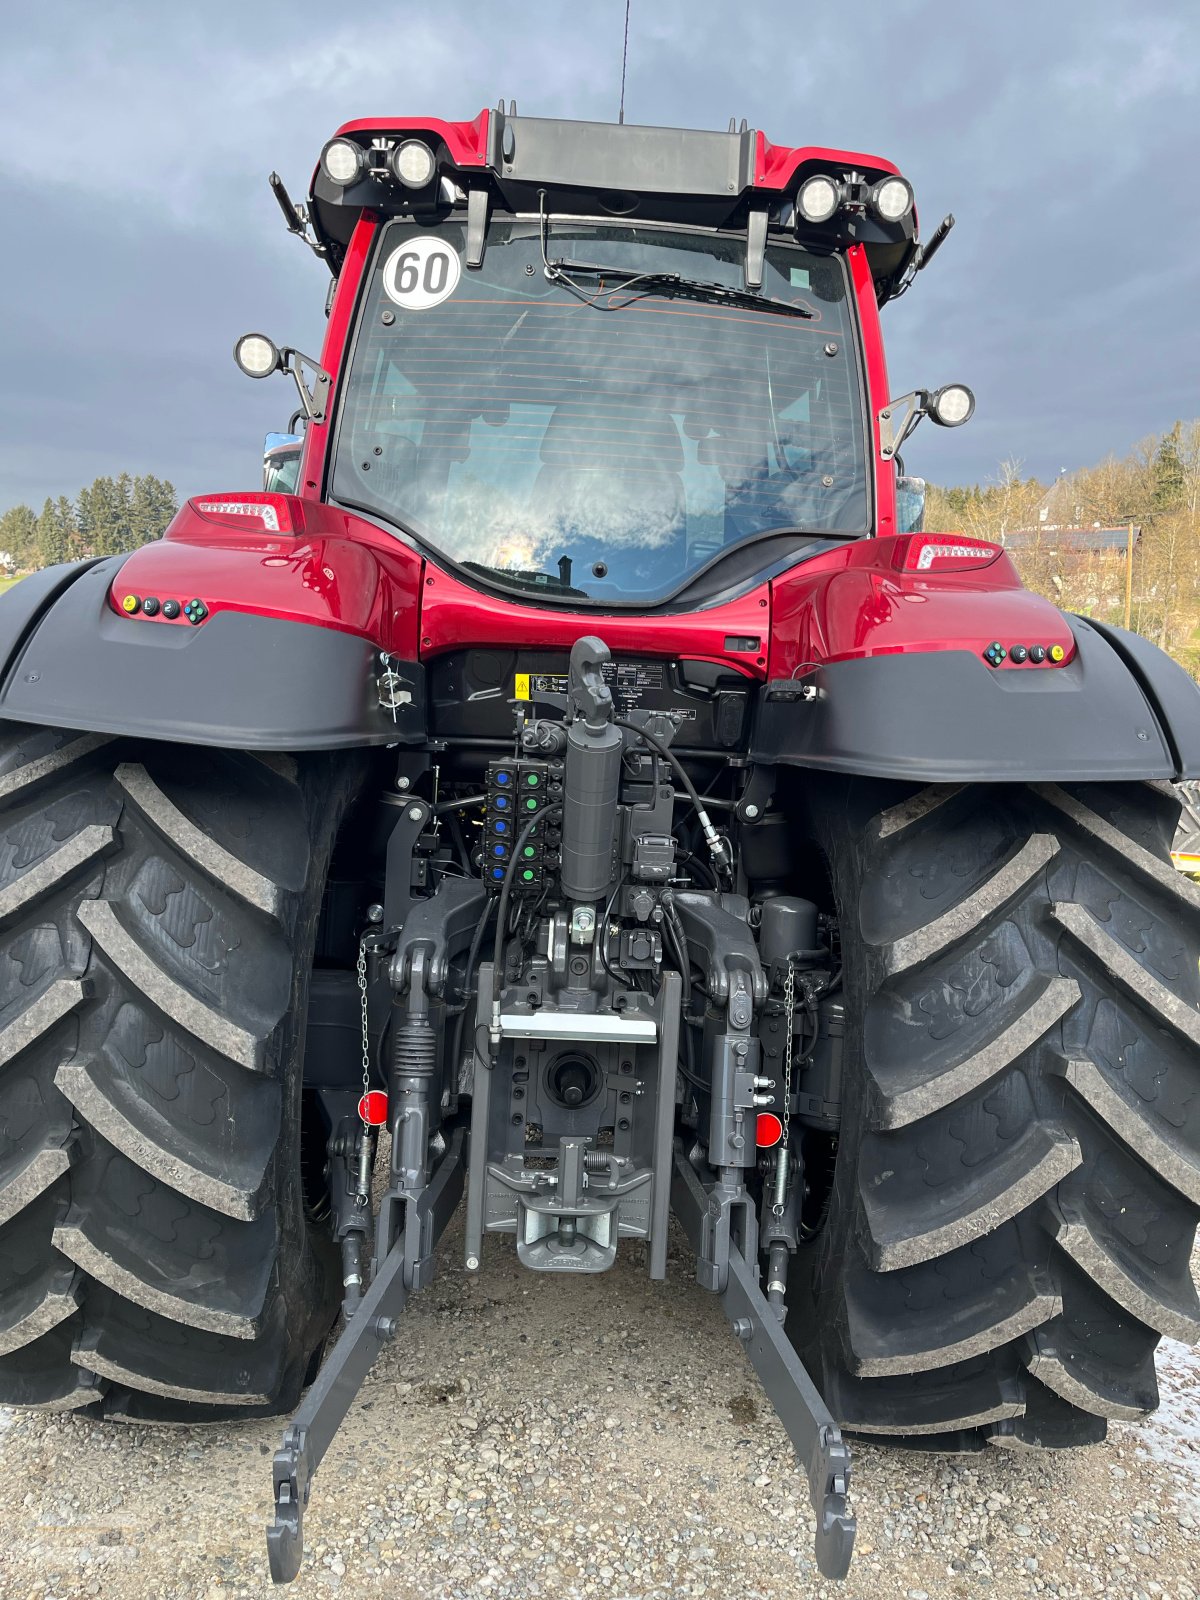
<box><xmin>786</xmin><ymin>776</ymin><xmax>1200</xmax><ymax>1449</ymax></box>
<box><xmin>0</xmin><ymin>725</ymin><xmax>358</xmax><ymax>1420</ymax></box>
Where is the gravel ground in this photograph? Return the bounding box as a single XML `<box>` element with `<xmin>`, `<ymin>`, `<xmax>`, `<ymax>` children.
<box><xmin>0</xmin><ymin>1221</ymin><xmax>1198</xmax><ymax>1600</ymax></box>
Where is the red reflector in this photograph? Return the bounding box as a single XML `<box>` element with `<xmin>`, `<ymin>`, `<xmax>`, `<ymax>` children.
<box><xmin>190</xmin><ymin>492</ymin><xmax>303</xmax><ymax>535</ymax></box>
<box><xmin>358</xmin><ymin>1090</ymin><xmax>389</xmax><ymax>1126</ymax></box>
<box><xmin>756</xmin><ymin>1112</ymin><xmax>784</xmax><ymax>1148</ymax></box>
<box><xmin>894</xmin><ymin>532</ymin><xmax>1001</xmax><ymax>573</ymax></box>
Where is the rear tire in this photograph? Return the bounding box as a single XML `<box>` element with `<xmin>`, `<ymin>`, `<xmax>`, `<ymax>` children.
<box><xmin>0</xmin><ymin>725</ymin><xmax>358</xmax><ymax>1419</ymax></box>
<box><xmin>786</xmin><ymin>776</ymin><xmax>1200</xmax><ymax>1449</ymax></box>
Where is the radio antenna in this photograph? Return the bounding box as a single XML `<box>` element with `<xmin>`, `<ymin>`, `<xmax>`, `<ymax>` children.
<box><xmin>618</xmin><ymin>0</ymin><xmax>631</xmax><ymax>124</ymax></box>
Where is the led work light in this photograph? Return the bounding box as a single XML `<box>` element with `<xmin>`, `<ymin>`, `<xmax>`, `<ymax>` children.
<box><xmin>389</xmin><ymin>139</ymin><xmax>436</xmax><ymax>188</ymax></box>
<box><xmin>321</xmin><ymin>138</ymin><xmax>366</xmax><ymax>186</ymax></box>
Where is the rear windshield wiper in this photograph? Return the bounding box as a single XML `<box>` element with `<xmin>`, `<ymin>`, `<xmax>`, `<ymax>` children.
<box><xmin>546</xmin><ymin>259</ymin><xmax>814</xmax><ymax>319</ymax></box>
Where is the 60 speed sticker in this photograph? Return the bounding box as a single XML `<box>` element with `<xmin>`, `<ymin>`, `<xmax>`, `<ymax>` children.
<box><xmin>381</xmin><ymin>237</ymin><xmax>462</xmax><ymax>310</ymax></box>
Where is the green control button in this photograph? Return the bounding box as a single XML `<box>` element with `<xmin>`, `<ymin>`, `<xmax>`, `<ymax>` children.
<box><xmin>526</xmin><ymin>772</ymin><xmax>539</xmax><ymax>786</ymax></box>
<box><xmin>521</xmin><ymin>869</ymin><xmax>535</xmax><ymax>882</ymax></box>
<box><xmin>522</xmin><ymin>845</ymin><xmax>536</xmax><ymax>858</ymax></box>
<box><xmin>525</xmin><ymin>797</ymin><xmax>539</xmax><ymax>810</ymax></box>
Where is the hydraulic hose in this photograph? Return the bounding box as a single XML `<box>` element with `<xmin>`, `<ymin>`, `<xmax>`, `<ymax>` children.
<box><xmin>491</xmin><ymin>804</ymin><xmax>563</xmax><ymax>1021</ymax></box>
<box><xmin>613</xmin><ymin>718</ymin><xmax>732</xmax><ymax>877</ymax></box>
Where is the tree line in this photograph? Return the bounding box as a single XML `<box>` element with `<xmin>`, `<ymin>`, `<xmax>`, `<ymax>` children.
<box><xmin>926</xmin><ymin>419</ymin><xmax>1200</xmax><ymax>672</ymax></box>
<box><xmin>0</xmin><ymin>474</ymin><xmax>178</xmax><ymax>571</ymax></box>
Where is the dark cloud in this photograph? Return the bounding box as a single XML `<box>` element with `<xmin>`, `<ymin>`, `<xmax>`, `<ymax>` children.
<box><xmin>1</xmin><ymin>0</ymin><xmax>1195</xmax><ymax>507</ymax></box>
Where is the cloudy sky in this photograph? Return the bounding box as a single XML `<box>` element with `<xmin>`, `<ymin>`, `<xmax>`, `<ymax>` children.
<box><xmin>2</xmin><ymin>0</ymin><xmax>1196</xmax><ymax>511</ymax></box>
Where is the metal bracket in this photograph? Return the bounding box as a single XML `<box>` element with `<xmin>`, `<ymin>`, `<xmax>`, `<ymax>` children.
<box><xmin>382</xmin><ymin>797</ymin><xmax>433</xmax><ymax>931</ymax></box>
<box><xmin>279</xmin><ymin>347</ymin><xmax>332</xmax><ymax>425</ymax></box>
<box><xmin>266</xmin><ymin>1128</ymin><xmax>466</xmax><ymax>1584</ymax></box>
<box><xmin>876</xmin><ymin>390</ymin><xmax>925</xmax><ymax>462</ymax></box>
<box><xmin>671</xmin><ymin>1143</ymin><xmax>856</xmax><ymax>1580</ymax></box>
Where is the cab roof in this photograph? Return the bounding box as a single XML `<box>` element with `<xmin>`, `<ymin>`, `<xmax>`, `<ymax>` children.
<box><xmin>308</xmin><ymin>104</ymin><xmax>917</xmax><ymax>302</ymax></box>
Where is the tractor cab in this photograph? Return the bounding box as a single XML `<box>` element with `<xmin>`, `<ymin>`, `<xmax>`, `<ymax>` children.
<box><xmin>245</xmin><ymin>107</ymin><xmax>964</xmax><ymax>609</ymax></box>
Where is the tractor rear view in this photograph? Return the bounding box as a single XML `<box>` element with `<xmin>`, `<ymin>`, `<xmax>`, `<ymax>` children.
<box><xmin>1</xmin><ymin>103</ymin><xmax>1198</xmax><ymax>1584</ymax></box>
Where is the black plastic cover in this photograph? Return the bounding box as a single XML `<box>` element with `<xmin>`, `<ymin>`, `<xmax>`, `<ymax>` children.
<box><xmin>1079</xmin><ymin>617</ymin><xmax>1200</xmax><ymax>779</ymax></box>
<box><xmin>0</xmin><ymin>557</ymin><xmax>423</xmax><ymax>750</ymax></box>
<box><xmin>752</xmin><ymin>619</ymin><xmax>1192</xmax><ymax>782</ymax></box>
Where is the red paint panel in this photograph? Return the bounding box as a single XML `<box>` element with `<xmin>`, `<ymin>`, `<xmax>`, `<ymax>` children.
<box><xmin>331</xmin><ymin>111</ymin><xmax>490</xmax><ymax>167</ymax></box>
<box><xmin>768</xmin><ymin>535</ymin><xmax>1075</xmax><ymax>679</ymax></box>
<box><xmin>754</xmin><ymin>136</ymin><xmax>900</xmax><ymax>191</ymax></box>
<box><xmin>847</xmin><ymin>243</ymin><xmax>895</xmax><ymax>541</ymax></box>
<box><xmin>300</xmin><ymin>211</ymin><xmax>379</xmax><ymax>497</ymax></box>
<box><xmin>110</xmin><ymin>499</ymin><xmax>423</xmax><ymax>657</ymax></box>
<box><xmin>417</xmin><ymin>563</ymin><xmax>771</xmax><ymax>674</ymax></box>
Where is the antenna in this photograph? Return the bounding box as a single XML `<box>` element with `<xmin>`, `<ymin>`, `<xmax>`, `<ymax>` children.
<box><xmin>618</xmin><ymin>0</ymin><xmax>631</xmax><ymax>124</ymax></box>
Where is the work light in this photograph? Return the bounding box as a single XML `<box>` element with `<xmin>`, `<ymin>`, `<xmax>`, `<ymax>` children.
<box><xmin>390</xmin><ymin>140</ymin><xmax>436</xmax><ymax>188</ymax></box>
<box><xmin>796</xmin><ymin>174</ymin><xmax>842</xmax><ymax>224</ymax></box>
<box><xmin>321</xmin><ymin>138</ymin><xmax>366</xmax><ymax>186</ymax></box>
<box><xmin>870</xmin><ymin>176</ymin><xmax>914</xmax><ymax>223</ymax></box>
<box><xmin>929</xmin><ymin>384</ymin><xmax>975</xmax><ymax>427</ymax></box>
<box><xmin>234</xmin><ymin>333</ymin><xmax>282</xmax><ymax>379</ymax></box>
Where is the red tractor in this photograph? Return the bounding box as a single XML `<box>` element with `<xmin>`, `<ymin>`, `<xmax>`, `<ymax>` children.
<box><xmin>2</xmin><ymin>105</ymin><xmax>1197</xmax><ymax>1583</ymax></box>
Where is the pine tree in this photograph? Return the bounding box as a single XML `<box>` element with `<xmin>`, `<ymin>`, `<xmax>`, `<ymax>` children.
<box><xmin>1152</xmin><ymin>422</ymin><xmax>1186</xmax><ymax>513</ymax></box>
<box><xmin>0</xmin><ymin>505</ymin><xmax>39</xmax><ymax>569</ymax></box>
<box><xmin>36</xmin><ymin>498</ymin><xmax>68</xmax><ymax>566</ymax></box>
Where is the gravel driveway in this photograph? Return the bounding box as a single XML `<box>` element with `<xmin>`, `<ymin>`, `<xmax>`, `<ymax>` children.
<box><xmin>1</xmin><ymin>1220</ymin><xmax>1197</xmax><ymax>1600</ymax></box>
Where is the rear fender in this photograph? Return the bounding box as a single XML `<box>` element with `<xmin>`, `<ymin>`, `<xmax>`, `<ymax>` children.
<box><xmin>759</xmin><ymin>540</ymin><xmax>1200</xmax><ymax>781</ymax></box>
<box><xmin>0</xmin><ymin>501</ymin><xmax>426</xmax><ymax>751</ymax></box>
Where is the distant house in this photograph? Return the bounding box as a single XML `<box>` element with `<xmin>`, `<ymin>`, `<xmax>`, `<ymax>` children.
<box><xmin>1001</xmin><ymin>526</ymin><xmax>1140</xmax><ymax>559</ymax></box>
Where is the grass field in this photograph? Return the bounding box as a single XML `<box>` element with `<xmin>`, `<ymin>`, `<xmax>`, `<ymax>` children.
<box><xmin>0</xmin><ymin>576</ymin><xmax>21</xmax><ymax>595</ymax></box>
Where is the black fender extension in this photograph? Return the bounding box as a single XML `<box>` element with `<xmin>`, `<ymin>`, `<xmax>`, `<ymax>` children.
<box><xmin>751</xmin><ymin>615</ymin><xmax>1200</xmax><ymax>782</ymax></box>
<box><xmin>0</xmin><ymin>555</ymin><xmax>423</xmax><ymax>749</ymax></box>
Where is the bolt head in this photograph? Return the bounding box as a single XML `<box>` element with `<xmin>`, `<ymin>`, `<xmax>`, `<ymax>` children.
<box><xmin>408</xmin><ymin>805</ymin><xmax>424</xmax><ymax>821</ymax></box>
<box><xmin>396</xmin><ymin>775</ymin><xmax>411</xmax><ymax>789</ymax></box>
<box><xmin>366</xmin><ymin>903</ymin><xmax>384</xmax><ymax>923</ymax></box>
<box><xmin>465</xmin><ymin>1255</ymin><xmax>480</xmax><ymax>1271</ymax></box>
<box><xmin>743</xmin><ymin>803</ymin><xmax>760</xmax><ymax>820</ymax></box>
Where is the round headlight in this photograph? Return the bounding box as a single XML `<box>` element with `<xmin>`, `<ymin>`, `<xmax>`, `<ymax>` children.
<box><xmin>870</xmin><ymin>176</ymin><xmax>914</xmax><ymax>223</ymax></box>
<box><xmin>930</xmin><ymin>384</ymin><xmax>976</xmax><ymax>427</ymax></box>
<box><xmin>797</xmin><ymin>174</ymin><xmax>841</xmax><ymax>225</ymax></box>
<box><xmin>390</xmin><ymin>139</ymin><xmax>436</xmax><ymax>189</ymax></box>
<box><xmin>321</xmin><ymin>138</ymin><xmax>365</xmax><ymax>186</ymax></box>
<box><xmin>234</xmin><ymin>333</ymin><xmax>282</xmax><ymax>379</ymax></box>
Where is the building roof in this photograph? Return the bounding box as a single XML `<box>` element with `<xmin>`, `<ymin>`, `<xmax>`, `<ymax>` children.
<box><xmin>1002</xmin><ymin>526</ymin><xmax>1140</xmax><ymax>553</ymax></box>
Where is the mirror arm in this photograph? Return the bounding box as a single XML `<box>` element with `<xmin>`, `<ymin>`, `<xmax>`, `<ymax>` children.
<box><xmin>269</xmin><ymin>172</ymin><xmax>328</xmax><ymax>260</ymax></box>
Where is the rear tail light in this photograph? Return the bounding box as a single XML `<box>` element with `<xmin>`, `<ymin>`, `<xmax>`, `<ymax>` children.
<box><xmin>190</xmin><ymin>493</ymin><xmax>304</xmax><ymax>535</ymax></box>
<box><xmin>894</xmin><ymin>533</ymin><xmax>1001</xmax><ymax>573</ymax></box>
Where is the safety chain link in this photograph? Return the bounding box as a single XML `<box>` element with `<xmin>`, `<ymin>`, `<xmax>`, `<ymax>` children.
<box><xmin>772</xmin><ymin>960</ymin><xmax>797</xmax><ymax>1216</ymax></box>
<box><xmin>780</xmin><ymin>959</ymin><xmax>796</xmax><ymax>1126</ymax></box>
<box><xmin>357</xmin><ymin>933</ymin><xmax>372</xmax><ymax>1119</ymax></box>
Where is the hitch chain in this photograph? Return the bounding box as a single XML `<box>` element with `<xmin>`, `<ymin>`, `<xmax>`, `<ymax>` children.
<box><xmin>772</xmin><ymin>960</ymin><xmax>796</xmax><ymax>1216</ymax></box>
<box><xmin>355</xmin><ymin>934</ymin><xmax>375</xmax><ymax>1204</ymax></box>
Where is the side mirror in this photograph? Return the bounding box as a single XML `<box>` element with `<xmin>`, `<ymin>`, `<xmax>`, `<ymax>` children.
<box><xmin>895</xmin><ymin>475</ymin><xmax>927</xmax><ymax>534</ymax></box>
<box><xmin>233</xmin><ymin>333</ymin><xmax>332</xmax><ymax>423</ymax></box>
<box><xmin>878</xmin><ymin>384</ymin><xmax>975</xmax><ymax>460</ymax></box>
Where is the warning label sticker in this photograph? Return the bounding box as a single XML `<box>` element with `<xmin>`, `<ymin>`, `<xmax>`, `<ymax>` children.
<box><xmin>514</xmin><ymin>660</ymin><xmax>695</xmax><ymax>720</ymax></box>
